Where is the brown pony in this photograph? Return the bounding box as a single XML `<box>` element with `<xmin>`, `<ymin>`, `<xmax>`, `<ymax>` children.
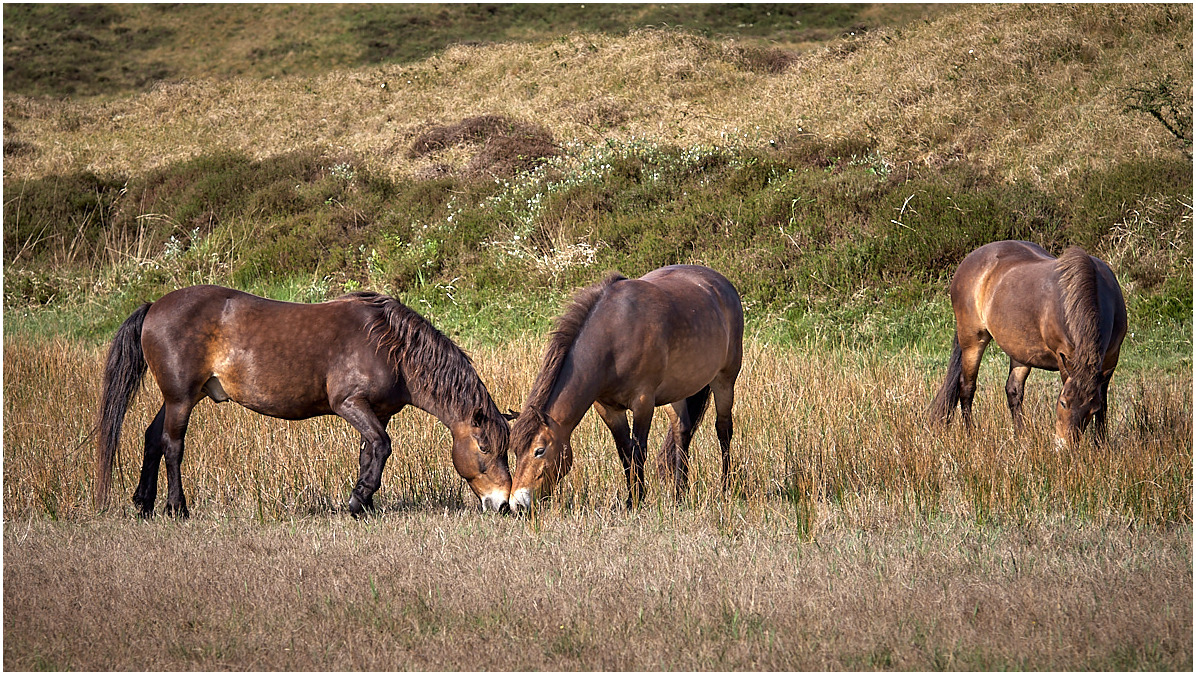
<box><xmin>508</xmin><ymin>265</ymin><xmax>743</xmax><ymax>513</ymax></box>
<box><xmin>96</xmin><ymin>285</ymin><xmax>512</xmax><ymax>517</ymax></box>
<box><xmin>929</xmin><ymin>241</ymin><xmax>1127</xmax><ymax>444</ymax></box>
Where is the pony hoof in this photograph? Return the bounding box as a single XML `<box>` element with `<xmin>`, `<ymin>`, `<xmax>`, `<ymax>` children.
<box><xmin>348</xmin><ymin>495</ymin><xmax>374</xmax><ymax>518</ymax></box>
<box><xmin>164</xmin><ymin>504</ymin><xmax>190</xmax><ymax>519</ymax></box>
<box><xmin>132</xmin><ymin>498</ymin><xmax>155</xmax><ymax>519</ymax></box>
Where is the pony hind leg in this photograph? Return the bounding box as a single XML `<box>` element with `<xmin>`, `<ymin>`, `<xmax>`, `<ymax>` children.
<box><xmin>1005</xmin><ymin>360</ymin><xmax>1032</xmax><ymax>436</ymax></box>
<box><xmin>710</xmin><ymin>378</ymin><xmax>736</xmax><ymax>492</ymax></box>
<box><xmin>658</xmin><ymin>387</ymin><xmax>712</xmax><ymax>501</ymax></box>
<box><xmin>160</xmin><ymin>399</ymin><xmax>197</xmax><ymax>518</ymax></box>
<box><xmin>659</xmin><ymin>404</ymin><xmax>689</xmax><ymax>502</ymax></box>
<box><xmin>132</xmin><ymin>406</ymin><xmax>166</xmax><ymax>518</ymax></box>
<box><xmin>929</xmin><ymin>333</ymin><xmax>964</xmax><ymax>425</ymax></box>
<box><xmin>957</xmin><ymin>333</ymin><xmax>990</xmax><ymax>432</ymax></box>
<box><xmin>1093</xmin><ymin>378</ymin><xmax>1111</xmax><ymax>445</ymax></box>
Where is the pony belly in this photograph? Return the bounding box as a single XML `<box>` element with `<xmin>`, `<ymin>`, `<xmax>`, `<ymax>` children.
<box><xmin>208</xmin><ymin>373</ymin><xmax>332</xmax><ymax>420</ymax></box>
<box><xmin>989</xmin><ymin>336</ymin><xmax>1060</xmax><ymax>371</ymax></box>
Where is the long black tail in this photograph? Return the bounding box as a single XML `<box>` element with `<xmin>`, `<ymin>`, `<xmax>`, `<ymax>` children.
<box><xmin>929</xmin><ymin>332</ymin><xmax>963</xmax><ymax>425</ymax></box>
<box><xmin>95</xmin><ymin>303</ymin><xmax>152</xmax><ymax>509</ymax></box>
<box><xmin>657</xmin><ymin>385</ymin><xmax>713</xmax><ymax>479</ymax></box>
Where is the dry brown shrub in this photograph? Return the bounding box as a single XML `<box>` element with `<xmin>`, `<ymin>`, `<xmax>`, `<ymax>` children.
<box><xmin>407</xmin><ymin>114</ymin><xmax>558</xmax><ymax>177</ymax></box>
<box><xmin>730</xmin><ymin>45</ymin><xmax>799</xmax><ymax>74</ymax></box>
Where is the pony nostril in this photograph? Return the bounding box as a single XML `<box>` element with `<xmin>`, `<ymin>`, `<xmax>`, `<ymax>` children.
<box><xmin>481</xmin><ymin>491</ymin><xmax>510</xmax><ymax>513</ymax></box>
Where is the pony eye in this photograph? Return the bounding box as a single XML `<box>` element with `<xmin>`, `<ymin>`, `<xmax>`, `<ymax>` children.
<box><xmin>1059</xmin><ymin>398</ymin><xmax>1070</xmax><ymax>410</ymax></box>
<box><xmin>534</xmin><ymin>446</ymin><xmax>546</xmax><ymax>458</ymax></box>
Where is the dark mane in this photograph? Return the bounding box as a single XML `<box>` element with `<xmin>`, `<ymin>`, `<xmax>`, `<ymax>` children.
<box><xmin>1056</xmin><ymin>246</ymin><xmax>1102</xmax><ymax>374</ymax></box>
<box><xmin>511</xmin><ymin>272</ymin><xmax>625</xmax><ymax>449</ymax></box>
<box><xmin>341</xmin><ymin>291</ymin><xmax>503</xmax><ymax>431</ymax></box>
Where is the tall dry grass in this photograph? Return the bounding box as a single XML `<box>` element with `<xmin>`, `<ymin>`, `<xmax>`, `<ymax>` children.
<box><xmin>4</xmin><ymin>5</ymin><xmax>1189</xmax><ymax>186</ymax></box>
<box><xmin>4</xmin><ymin>332</ymin><xmax>1190</xmax><ymax>529</ymax></box>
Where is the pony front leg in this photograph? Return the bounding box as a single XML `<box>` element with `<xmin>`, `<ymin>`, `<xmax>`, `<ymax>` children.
<box><xmin>354</xmin><ymin>436</ymin><xmax>376</xmax><ymax>512</ymax></box>
<box><xmin>593</xmin><ymin>402</ymin><xmax>638</xmax><ymax>508</ymax></box>
<box><xmin>626</xmin><ymin>398</ymin><xmax>655</xmax><ymax>509</ymax></box>
<box><xmin>337</xmin><ymin>397</ymin><xmax>392</xmax><ymax>517</ymax></box>
<box><xmin>1005</xmin><ymin>361</ymin><xmax>1032</xmax><ymax>436</ymax></box>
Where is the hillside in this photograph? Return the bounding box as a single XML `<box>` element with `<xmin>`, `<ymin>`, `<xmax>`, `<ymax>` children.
<box><xmin>2</xmin><ymin>4</ymin><xmax>952</xmax><ymax>97</ymax></box>
<box><xmin>3</xmin><ymin>4</ymin><xmax>1191</xmax><ymax>355</ymax></box>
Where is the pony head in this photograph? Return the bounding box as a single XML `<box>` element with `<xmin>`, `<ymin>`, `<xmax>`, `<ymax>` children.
<box><xmin>508</xmin><ymin>408</ymin><xmax>573</xmax><ymax>514</ymax></box>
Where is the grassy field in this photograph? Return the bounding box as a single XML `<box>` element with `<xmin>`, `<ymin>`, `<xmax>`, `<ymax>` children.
<box><xmin>3</xmin><ymin>333</ymin><xmax>1192</xmax><ymax>669</ymax></box>
<box><xmin>5</xmin><ymin>513</ymin><xmax>1190</xmax><ymax>670</ymax></box>
<box><xmin>4</xmin><ymin>3</ymin><xmax>1193</xmax><ymax>670</ymax></box>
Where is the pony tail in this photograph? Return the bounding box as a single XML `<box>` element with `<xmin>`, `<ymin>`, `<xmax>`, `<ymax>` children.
<box><xmin>95</xmin><ymin>303</ymin><xmax>152</xmax><ymax>509</ymax></box>
<box><xmin>929</xmin><ymin>332</ymin><xmax>963</xmax><ymax>425</ymax></box>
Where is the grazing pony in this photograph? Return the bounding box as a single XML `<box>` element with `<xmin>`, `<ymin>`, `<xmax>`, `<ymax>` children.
<box><xmin>929</xmin><ymin>241</ymin><xmax>1127</xmax><ymax>444</ymax></box>
<box><xmin>96</xmin><ymin>285</ymin><xmax>512</xmax><ymax>517</ymax></box>
<box><xmin>508</xmin><ymin>265</ymin><xmax>743</xmax><ymax>513</ymax></box>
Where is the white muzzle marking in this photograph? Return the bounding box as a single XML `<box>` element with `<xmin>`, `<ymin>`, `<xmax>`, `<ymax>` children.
<box><xmin>480</xmin><ymin>489</ymin><xmax>509</xmax><ymax>513</ymax></box>
<box><xmin>511</xmin><ymin>488</ymin><xmax>532</xmax><ymax>514</ymax></box>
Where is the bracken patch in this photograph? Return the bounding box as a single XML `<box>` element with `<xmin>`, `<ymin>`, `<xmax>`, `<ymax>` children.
<box><xmin>408</xmin><ymin>114</ymin><xmax>559</xmax><ymax>178</ymax></box>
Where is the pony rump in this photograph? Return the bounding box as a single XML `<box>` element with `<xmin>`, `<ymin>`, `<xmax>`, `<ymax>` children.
<box><xmin>511</xmin><ymin>272</ymin><xmax>625</xmax><ymax>453</ymax></box>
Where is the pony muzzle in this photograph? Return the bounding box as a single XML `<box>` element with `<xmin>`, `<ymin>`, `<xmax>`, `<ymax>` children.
<box><xmin>510</xmin><ymin>487</ymin><xmax>533</xmax><ymax>515</ymax></box>
<box><xmin>479</xmin><ymin>488</ymin><xmax>510</xmax><ymax>514</ymax></box>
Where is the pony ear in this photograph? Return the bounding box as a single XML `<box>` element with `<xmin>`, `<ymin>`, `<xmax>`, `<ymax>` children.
<box><xmin>502</xmin><ymin>408</ymin><xmax>520</xmax><ymax>421</ymax></box>
<box><xmin>472</xmin><ymin>406</ymin><xmax>486</xmax><ymax>427</ymax></box>
<box><xmin>1058</xmin><ymin>352</ymin><xmax>1070</xmax><ymax>379</ymax></box>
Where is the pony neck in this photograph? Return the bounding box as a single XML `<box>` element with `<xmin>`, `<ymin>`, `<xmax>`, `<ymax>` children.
<box><xmin>402</xmin><ymin>367</ymin><xmax>481</xmax><ymax>433</ymax></box>
<box><xmin>542</xmin><ymin>347</ymin><xmax>604</xmax><ymax>434</ymax></box>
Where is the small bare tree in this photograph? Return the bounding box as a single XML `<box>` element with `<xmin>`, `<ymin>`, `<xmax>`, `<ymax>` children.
<box><xmin>1123</xmin><ymin>75</ymin><xmax>1193</xmax><ymax>157</ymax></box>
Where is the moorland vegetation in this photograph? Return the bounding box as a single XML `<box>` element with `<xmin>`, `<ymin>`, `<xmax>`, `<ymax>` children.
<box><xmin>3</xmin><ymin>4</ymin><xmax>1192</xmax><ymax>670</ymax></box>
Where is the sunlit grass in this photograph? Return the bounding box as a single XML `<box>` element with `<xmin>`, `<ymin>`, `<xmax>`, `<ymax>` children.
<box><xmin>5</xmin><ymin>334</ymin><xmax>1189</xmax><ymax>529</ymax></box>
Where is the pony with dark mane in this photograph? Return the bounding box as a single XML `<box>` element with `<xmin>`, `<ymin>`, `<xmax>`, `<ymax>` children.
<box><xmin>929</xmin><ymin>241</ymin><xmax>1127</xmax><ymax>444</ymax></box>
<box><xmin>96</xmin><ymin>285</ymin><xmax>512</xmax><ymax>517</ymax></box>
<box><xmin>508</xmin><ymin>265</ymin><xmax>743</xmax><ymax>513</ymax></box>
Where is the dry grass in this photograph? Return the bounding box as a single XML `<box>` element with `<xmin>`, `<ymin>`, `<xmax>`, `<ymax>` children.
<box><xmin>4</xmin><ymin>5</ymin><xmax>1189</xmax><ymax>186</ymax></box>
<box><xmin>3</xmin><ymin>508</ymin><xmax>1191</xmax><ymax>670</ymax></box>
<box><xmin>3</xmin><ymin>330</ymin><xmax>1191</xmax><ymax>669</ymax></box>
<box><xmin>4</xmin><ymin>334</ymin><xmax>1190</xmax><ymax>526</ymax></box>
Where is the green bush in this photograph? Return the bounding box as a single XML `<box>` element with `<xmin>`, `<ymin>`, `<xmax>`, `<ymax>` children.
<box><xmin>4</xmin><ymin>141</ymin><xmax>1190</xmax><ymax>354</ymax></box>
